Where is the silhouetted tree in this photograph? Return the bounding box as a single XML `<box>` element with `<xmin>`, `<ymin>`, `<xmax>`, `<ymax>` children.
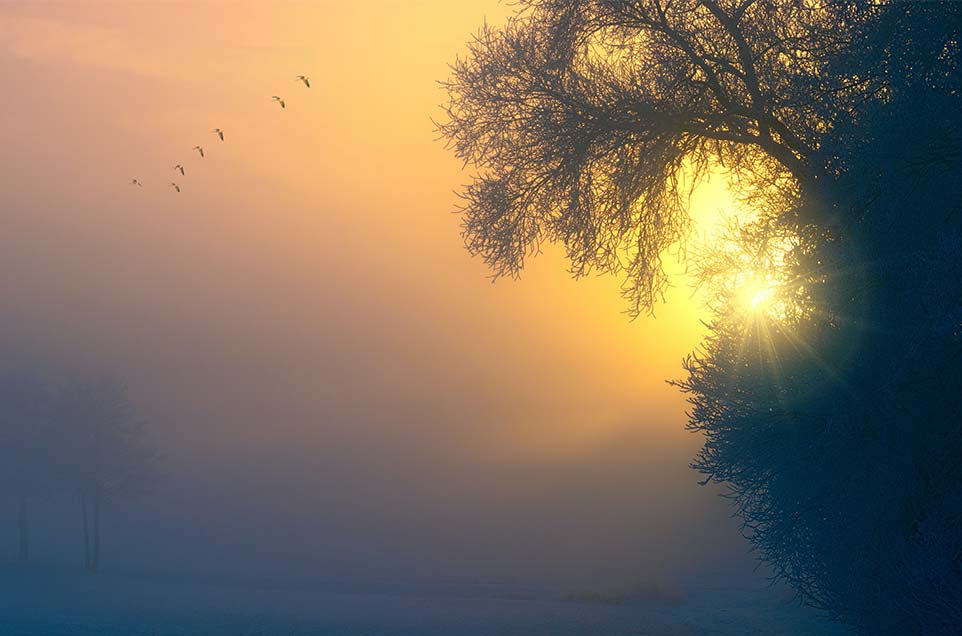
<box><xmin>680</xmin><ymin>72</ymin><xmax>962</xmax><ymax>634</ymax></box>
<box><xmin>0</xmin><ymin>367</ymin><xmax>53</xmax><ymax>563</ymax></box>
<box><xmin>439</xmin><ymin>0</ymin><xmax>894</xmax><ymax>315</ymax></box>
<box><xmin>53</xmin><ymin>377</ymin><xmax>155</xmax><ymax>573</ymax></box>
<box><xmin>442</xmin><ymin>2</ymin><xmax>962</xmax><ymax>634</ymax></box>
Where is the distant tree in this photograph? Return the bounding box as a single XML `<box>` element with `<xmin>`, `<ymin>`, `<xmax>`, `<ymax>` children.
<box><xmin>53</xmin><ymin>377</ymin><xmax>156</xmax><ymax>573</ymax></box>
<box><xmin>442</xmin><ymin>1</ymin><xmax>962</xmax><ymax>634</ymax></box>
<box><xmin>0</xmin><ymin>368</ymin><xmax>53</xmax><ymax>563</ymax></box>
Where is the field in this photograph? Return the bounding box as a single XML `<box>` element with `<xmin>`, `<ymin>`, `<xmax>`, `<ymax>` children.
<box><xmin>0</xmin><ymin>567</ymin><xmax>848</xmax><ymax>636</ymax></box>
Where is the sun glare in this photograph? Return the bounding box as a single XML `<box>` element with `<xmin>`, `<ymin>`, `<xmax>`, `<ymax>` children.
<box><xmin>736</xmin><ymin>276</ymin><xmax>779</xmax><ymax>317</ymax></box>
<box><xmin>747</xmin><ymin>284</ymin><xmax>774</xmax><ymax>312</ymax></box>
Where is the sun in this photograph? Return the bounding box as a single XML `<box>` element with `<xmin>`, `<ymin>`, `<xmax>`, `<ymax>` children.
<box><xmin>748</xmin><ymin>285</ymin><xmax>774</xmax><ymax>311</ymax></box>
<box><xmin>737</xmin><ymin>277</ymin><xmax>778</xmax><ymax>316</ymax></box>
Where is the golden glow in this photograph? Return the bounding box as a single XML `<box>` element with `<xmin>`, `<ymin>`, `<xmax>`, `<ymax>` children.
<box><xmin>731</xmin><ymin>267</ymin><xmax>792</xmax><ymax>325</ymax></box>
<box><xmin>689</xmin><ymin>200</ymin><xmax>801</xmax><ymax>329</ymax></box>
<box><xmin>0</xmin><ymin>1</ymin><xmax>748</xmax><ymax>463</ymax></box>
<box><xmin>743</xmin><ymin>280</ymin><xmax>776</xmax><ymax>313</ymax></box>
<box><xmin>732</xmin><ymin>268</ymin><xmax>785</xmax><ymax>320</ymax></box>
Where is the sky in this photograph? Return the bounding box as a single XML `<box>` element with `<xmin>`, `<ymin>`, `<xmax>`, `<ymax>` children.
<box><xmin>0</xmin><ymin>1</ymin><xmax>750</xmax><ymax>590</ymax></box>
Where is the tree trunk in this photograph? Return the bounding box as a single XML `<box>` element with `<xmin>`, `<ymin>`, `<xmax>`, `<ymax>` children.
<box><xmin>18</xmin><ymin>495</ymin><xmax>29</xmax><ymax>563</ymax></box>
<box><xmin>81</xmin><ymin>493</ymin><xmax>91</xmax><ymax>572</ymax></box>
<box><xmin>91</xmin><ymin>489</ymin><xmax>100</xmax><ymax>572</ymax></box>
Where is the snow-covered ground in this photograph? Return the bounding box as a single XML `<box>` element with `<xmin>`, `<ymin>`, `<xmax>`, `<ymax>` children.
<box><xmin>0</xmin><ymin>567</ymin><xmax>848</xmax><ymax>636</ymax></box>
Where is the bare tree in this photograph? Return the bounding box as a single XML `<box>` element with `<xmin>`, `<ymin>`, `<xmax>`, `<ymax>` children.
<box><xmin>438</xmin><ymin>0</ymin><xmax>885</xmax><ymax>316</ymax></box>
<box><xmin>0</xmin><ymin>367</ymin><xmax>52</xmax><ymax>564</ymax></box>
<box><xmin>53</xmin><ymin>376</ymin><xmax>156</xmax><ymax>573</ymax></box>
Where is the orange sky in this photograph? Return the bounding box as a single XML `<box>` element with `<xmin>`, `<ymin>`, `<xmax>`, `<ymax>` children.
<box><xmin>0</xmin><ymin>1</ymin><xmax>745</xmax><ymax>584</ymax></box>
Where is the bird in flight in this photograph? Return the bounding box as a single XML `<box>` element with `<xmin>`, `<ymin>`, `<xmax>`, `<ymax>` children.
<box><xmin>169</xmin><ymin>182</ymin><xmax>181</xmax><ymax>193</ymax></box>
<box><xmin>212</xmin><ymin>128</ymin><xmax>225</xmax><ymax>141</ymax></box>
<box><xmin>272</xmin><ymin>96</ymin><xmax>286</xmax><ymax>109</ymax></box>
<box><xmin>296</xmin><ymin>75</ymin><xmax>310</xmax><ymax>88</ymax></box>
<box><xmin>174</xmin><ymin>164</ymin><xmax>185</xmax><ymax>176</ymax></box>
<box><xmin>193</xmin><ymin>145</ymin><xmax>205</xmax><ymax>158</ymax></box>
<box><xmin>130</xmin><ymin>179</ymin><xmax>142</xmax><ymax>187</ymax></box>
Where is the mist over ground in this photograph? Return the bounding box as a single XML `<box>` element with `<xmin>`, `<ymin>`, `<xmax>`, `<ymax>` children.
<box><xmin>0</xmin><ymin>1</ymin><xmax>751</xmax><ymax>592</ymax></box>
<box><xmin>0</xmin><ymin>2</ymin><xmax>868</xmax><ymax>634</ymax></box>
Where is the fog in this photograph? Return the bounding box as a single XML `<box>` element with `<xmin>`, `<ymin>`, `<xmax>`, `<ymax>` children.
<box><xmin>0</xmin><ymin>1</ymin><xmax>752</xmax><ymax>595</ymax></box>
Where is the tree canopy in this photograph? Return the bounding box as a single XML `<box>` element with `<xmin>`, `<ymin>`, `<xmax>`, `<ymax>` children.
<box><xmin>440</xmin><ymin>0</ymin><xmax>893</xmax><ymax>315</ymax></box>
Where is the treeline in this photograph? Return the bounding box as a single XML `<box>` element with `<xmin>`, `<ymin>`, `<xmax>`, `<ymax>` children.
<box><xmin>0</xmin><ymin>370</ymin><xmax>155</xmax><ymax>572</ymax></box>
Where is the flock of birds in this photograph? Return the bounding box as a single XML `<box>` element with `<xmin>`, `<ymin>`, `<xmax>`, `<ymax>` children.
<box><xmin>129</xmin><ymin>75</ymin><xmax>311</xmax><ymax>193</ymax></box>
